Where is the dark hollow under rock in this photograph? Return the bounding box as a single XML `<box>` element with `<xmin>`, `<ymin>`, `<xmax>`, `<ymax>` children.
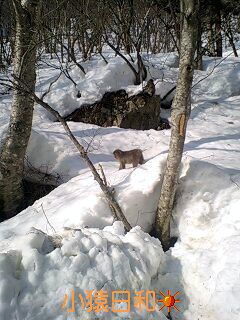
<box><xmin>64</xmin><ymin>89</ymin><xmax>164</xmax><ymax>130</ymax></box>
<box><xmin>161</xmin><ymin>99</ymin><xmax>173</xmax><ymax>109</ymax></box>
<box><xmin>157</xmin><ymin>118</ymin><xmax>171</xmax><ymax>130</ymax></box>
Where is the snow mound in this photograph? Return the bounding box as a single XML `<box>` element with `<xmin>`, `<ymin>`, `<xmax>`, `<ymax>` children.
<box><xmin>143</xmin><ymin>52</ymin><xmax>179</xmax><ymax>68</ymax></box>
<box><xmin>41</xmin><ymin>56</ymin><xmax>136</xmax><ymax>117</ymax></box>
<box><xmin>194</xmin><ymin>56</ymin><xmax>240</xmax><ymax>98</ymax></box>
<box><xmin>171</xmin><ymin>160</ymin><xmax>240</xmax><ymax>320</ymax></box>
<box><xmin>0</xmin><ymin>222</ymin><xmax>167</xmax><ymax>320</ymax></box>
<box><xmin>35</xmin><ymin>54</ymin><xmax>179</xmax><ymax>119</ymax></box>
<box><xmin>0</xmin><ymin>155</ymin><xmax>164</xmax><ymax>253</ymax></box>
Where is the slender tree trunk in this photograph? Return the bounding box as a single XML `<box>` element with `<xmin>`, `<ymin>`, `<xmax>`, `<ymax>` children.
<box><xmin>215</xmin><ymin>7</ymin><xmax>222</xmax><ymax>57</ymax></box>
<box><xmin>207</xmin><ymin>17</ymin><xmax>215</xmax><ymax>56</ymax></box>
<box><xmin>155</xmin><ymin>0</ymin><xmax>199</xmax><ymax>251</ymax></box>
<box><xmin>0</xmin><ymin>0</ymin><xmax>40</xmax><ymax>220</ymax></box>
<box><xmin>228</xmin><ymin>35</ymin><xmax>238</xmax><ymax>57</ymax></box>
<box><xmin>195</xmin><ymin>18</ymin><xmax>202</xmax><ymax>70</ymax></box>
<box><xmin>226</xmin><ymin>26</ymin><xmax>238</xmax><ymax>57</ymax></box>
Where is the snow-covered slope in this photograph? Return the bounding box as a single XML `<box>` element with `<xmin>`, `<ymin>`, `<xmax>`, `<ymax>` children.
<box><xmin>0</xmin><ymin>50</ymin><xmax>240</xmax><ymax>320</ymax></box>
<box><xmin>171</xmin><ymin>161</ymin><xmax>240</xmax><ymax>320</ymax></box>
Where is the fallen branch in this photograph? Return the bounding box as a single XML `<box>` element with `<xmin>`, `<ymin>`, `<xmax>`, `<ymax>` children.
<box><xmin>98</xmin><ymin>163</ymin><xmax>108</xmax><ymax>187</ymax></box>
<box><xmin>11</xmin><ymin>75</ymin><xmax>132</xmax><ymax>231</ymax></box>
<box><xmin>98</xmin><ymin>163</ymin><xmax>118</xmax><ymax>221</ymax></box>
<box><xmin>161</xmin><ymin>85</ymin><xmax>176</xmax><ymax>102</ymax></box>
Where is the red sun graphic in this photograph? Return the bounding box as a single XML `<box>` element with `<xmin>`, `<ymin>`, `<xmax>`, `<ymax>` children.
<box><xmin>158</xmin><ymin>290</ymin><xmax>181</xmax><ymax>313</ymax></box>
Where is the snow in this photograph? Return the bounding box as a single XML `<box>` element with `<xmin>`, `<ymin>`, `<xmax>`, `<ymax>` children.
<box><xmin>0</xmin><ymin>49</ymin><xmax>240</xmax><ymax>320</ymax></box>
<box><xmin>0</xmin><ymin>223</ymin><xmax>168</xmax><ymax>319</ymax></box>
<box><xmin>194</xmin><ymin>55</ymin><xmax>240</xmax><ymax>98</ymax></box>
<box><xmin>170</xmin><ymin>160</ymin><xmax>240</xmax><ymax>320</ymax></box>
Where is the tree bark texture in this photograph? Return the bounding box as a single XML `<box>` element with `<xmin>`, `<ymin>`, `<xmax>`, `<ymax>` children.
<box><xmin>155</xmin><ymin>0</ymin><xmax>199</xmax><ymax>251</ymax></box>
<box><xmin>207</xmin><ymin>16</ymin><xmax>215</xmax><ymax>56</ymax></box>
<box><xmin>195</xmin><ymin>17</ymin><xmax>202</xmax><ymax>70</ymax></box>
<box><xmin>215</xmin><ymin>6</ymin><xmax>223</xmax><ymax>57</ymax></box>
<box><xmin>0</xmin><ymin>0</ymin><xmax>40</xmax><ymax>219</ymax></box>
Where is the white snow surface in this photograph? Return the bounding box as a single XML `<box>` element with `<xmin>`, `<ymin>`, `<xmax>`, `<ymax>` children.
<box><xmin>0</xmin><ymin>50</ymin><xmax>240</xmax><ymax>320</ymax></box>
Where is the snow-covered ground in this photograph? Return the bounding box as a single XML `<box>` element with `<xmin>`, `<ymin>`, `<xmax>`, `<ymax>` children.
<box><xmin>0</xmin><ymin>50</ymin><xmax>240</xmax><ymax>320</ymax></box>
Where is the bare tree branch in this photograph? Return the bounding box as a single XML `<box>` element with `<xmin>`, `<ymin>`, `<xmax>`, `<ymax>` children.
<box><xmin>10</xmin><ymin>74</ymin><xmax>132</xmax><ymax>231</ymax></box>
<box><xmin>41</xmin><ymin>71</ymin><xmax>63</xmax><ymax>100</ymax></box>
<box><xmin>42</xmin><ymin>24</ymin><xmax>86</xmax><ymax>75</ymax></box>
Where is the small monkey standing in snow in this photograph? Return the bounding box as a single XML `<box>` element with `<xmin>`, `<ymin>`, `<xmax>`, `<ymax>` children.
<box><xmin>113</xmin><ymin>149</ymin><xmax>144</xmax><ymax>170</ymax></box>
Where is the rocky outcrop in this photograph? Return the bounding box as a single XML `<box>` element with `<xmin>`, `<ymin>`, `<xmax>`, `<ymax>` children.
<box><xmin>116</xmin><ymin>93</ymin><xmax>161</xmax><ymax>130</ymax></box>
<box><xmin>64</xmin><ymin>89</ymin><xmax>163</xmax><ymax>130</ymax></box>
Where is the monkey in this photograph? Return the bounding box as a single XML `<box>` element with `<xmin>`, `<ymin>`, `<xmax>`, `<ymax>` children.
<box><xmin>142</xmin><ymin>79</ymin><xmax>155</xmax><ymax>97</ymax></box>
<box><xmin>113</xmin><ymin>149</ymin><xmax>144</xmax><ymax>170</ymax></box>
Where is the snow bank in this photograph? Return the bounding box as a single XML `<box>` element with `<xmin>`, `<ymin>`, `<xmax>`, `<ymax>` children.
<box><xmin>0</xmin><ymin>155</ymin><xmax>164</xmax><ymax>253</ymax></box>
<box><xmin>143</xmin><ymin>52</ymin><xmax>179</xmax><ymax>68</ymax></box>
<box><xmin>193</xmin><ymin>56</ymin><xmax>240</xmax><ymax>98</ymax></box>
<box><xmin>40</xmin><ymin>56</ymin><xmax>136</xmax><ymax>117</ymax></box>
<box><xmin>0</xmin><ymin>222</ymin><xmax>167</xmax><ymax>320</ymax></box>
<box><xmin>35</xmin><ymin>53</ymin><xmax>179</xmax><ymax>119</ymax></box>
<box><xmin>171</xmin><ymin>160</ymin><xmax>240</xmax><ymax>320</ymax></box>
<box><xmin>1</xmin><ymin>157</ymin><xmax>240</xmax><ymax>320</ymax></box>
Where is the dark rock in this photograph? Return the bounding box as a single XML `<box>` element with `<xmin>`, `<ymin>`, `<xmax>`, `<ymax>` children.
<box><xmin>142</xmin><ymin>79</ymin><xmax>155</xmax><ymax>97</ymax></box>
<box><xmin>64</xmin><ymin>89</ymin><xmax>162</xmax><ymax>130</ymax></box>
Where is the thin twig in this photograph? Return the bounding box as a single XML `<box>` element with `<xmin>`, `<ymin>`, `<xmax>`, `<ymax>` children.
<box><xmin>41</xmin><ymin>203</ymin><xmax>57</xmax><ymax>234</ymax></box>
<box><xmin>41</xmin><ymin>71</ymin><xmax>63</xmax><ymax>100</ymax></box>
<box><xmin>192</xmin><ymin>48</ymin><xmax>240</xmax><ymax>89</ymax></box>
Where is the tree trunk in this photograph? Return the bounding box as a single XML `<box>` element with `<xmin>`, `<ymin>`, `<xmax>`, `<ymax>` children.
<box><xmin>195</xmin><ymin>18</ymin><xmax>202</xmax><ymax>70</ymax></box>
<box><xmin>225</xmin><ymin>22</ymin><xmax>238</xmax><ymax>57</ymax></box>
<box><xmin>207</xmin><ymin>16</ymin><xmax>215</xmax><ymax>56</ymax></box>
<box><xmin>215</xmin><ymin>7</ymin><xmax>222</xmax><ymax>57</ymax></box>
<box><xmin>228</xmin><ymin>35</ymin><xmax>238</xmax><ymax>57</ymax></box>
<box><xmin>0</xmin><ymin>0</ymin><xmax>40</xmax><ymax>220</ymax></box>
<box><xmin>155</xmin><ymin>0</ymin><xmax>199</xmax><ymax>251</ymax></box>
